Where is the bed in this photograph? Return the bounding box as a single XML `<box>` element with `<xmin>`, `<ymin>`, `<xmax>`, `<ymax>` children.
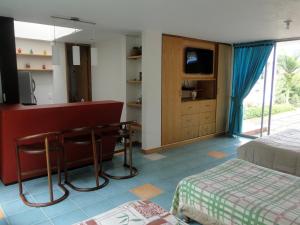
<box><xmin>171</xmin><ymin>159</ymin><xmax>300</xmax><ymax>225</ymax></box>
<box><xmin>237</xmin><ymin>129</ymin><xmax>300</xmax><ymax>176</ymax></box>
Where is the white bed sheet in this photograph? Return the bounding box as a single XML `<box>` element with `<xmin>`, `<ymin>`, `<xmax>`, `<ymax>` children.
<box><xmin>237</xmin><ymin>129</ymin><xmax>300</xmax><ymax>175</ymax></box>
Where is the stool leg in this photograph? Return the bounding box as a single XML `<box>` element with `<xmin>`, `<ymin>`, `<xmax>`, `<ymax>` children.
<box><xmin>123</xmin><ymin>138</ymin><xmax>127</xmax><ymax>166</ymax></box>
<box><xmin>98</xmin><ymin>141</ymin><xmax>103</xmax><ymax>174</ymax></box>
<box><xmin>45</xmin><ymin>137</ymin><xmax>54</xmax><ymax>202</ymax></box>
<box><xmin>15</xmin><ymin>146</ymin><xmax>23</xmax><ymax>195</ymax></box>
<box><xmin>128</xmin><ymin>136</ymin><xmax>133</xmax><ymax>176</ymax></box>
<box><xmin>91</xmin><ymin>130</ymin><xmax>100</xmax><ymax>187</ymax></box>
<box><xmin>57</xmin><ymin>151</ymin><xmax>61</xmax><ymax>185</ymax></box>
<box><xmin>62</xmin><ymin>143</ymin><xmax>68</xmax><ymax>184</ymax></box>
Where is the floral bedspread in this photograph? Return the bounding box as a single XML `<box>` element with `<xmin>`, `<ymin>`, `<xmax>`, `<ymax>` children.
<box><xmin>171</xmin><ymin>159</ymin><xmax>300</xmax><ymax>225</ymax></box>
<box><xmin>74</xmin><ymin>200</ymin><xmax>187</xmax><ymax>225</ymax></box>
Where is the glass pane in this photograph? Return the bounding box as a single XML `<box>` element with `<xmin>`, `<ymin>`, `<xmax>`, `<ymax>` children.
<box><xmin>242</xmin><ymin>50</ymin><xmax>274</xmax><ymax>137</ymax></box>
<box><xmin>269</xmin><ymin>41</ymin><xmax>300</xmax><ymax>134</ymax></box>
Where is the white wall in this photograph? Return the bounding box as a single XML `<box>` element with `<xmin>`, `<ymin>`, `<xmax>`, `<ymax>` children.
<box><xmin>52</xmin><ymin>42</ymin><xmax>68</xmax><ymax>103</ymax></box>
<box><xmin>92</xmin><ymin>35</ymin><xmax>127</xmax><ymax>121</ymax></box>
<box><xmin>142</xmin><ymin>31</ymin><xmax>162</xmax><ymax>150</ymax></box>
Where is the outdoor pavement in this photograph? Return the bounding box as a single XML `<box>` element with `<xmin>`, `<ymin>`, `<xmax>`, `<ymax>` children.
<box><xmin>243</xmin><ymin>107</ymin><xmax>300</xmax><ymax>136</ymax></box>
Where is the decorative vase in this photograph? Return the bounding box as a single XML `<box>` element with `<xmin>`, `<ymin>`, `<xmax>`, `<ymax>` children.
<box><xmin>130</xmin><ymin>46</ymin><xmax>142</xmax><ymax>56</ymax></box>
<box><xmin>17</xmin><ymin>48</ymin><xmax>22</xmax><ymax>54</ymax></box>
<box><xmin>42</xmin><ymin>65</ymin><xmax>46</xmax><ymax>69</ymax></box>
<box><xmin>30</xmin><ymin>49</ymin><xmax>33</xmax><ymax>54</ymax></box>
<box><xmin>191</xmin><ymin>90</ymin><xmax>197</xmax><ymax>100</ymax></box>
<box><xmin>43</xmin><ymin>50</ymin><xmax>47</xmax><ymax>55</ymax></box>
<box><xmin>25</xmin><ymin>63</ymin><xmax>30</xmax><ymax>68</ymax></box>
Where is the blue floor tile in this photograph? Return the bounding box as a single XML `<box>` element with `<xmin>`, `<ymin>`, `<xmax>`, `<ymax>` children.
<box><xmin>82</xmin><ymin>200</ymin><xmax>115</xmax><ymax>217</ymax></box>
<box><xmin>34</xmin><ymin>221</ymin><xmax>54</xmax><ymax>225</ymax></box>
<box><xmin>0</xmin><ymin>219</ymin><xmax>8</xmax><ymax>225</ymax></box>
<box><xmin>7</xmin><ymin>208</ymin><xmax>48</xmax><ymax>225</ymax></box>
<box><xmin>0</xmin><ymin>186</ymin><xmax>20</xmax><ymax>204</ymax></box>
<box><xmin>1</xmin><ymin>195</ymin><xmax>36</xmax><ymax>217</ymax></box>
<box><xmin>51</xmin><ymin>209</ymin><xmax>87</xmax><ymax>225</ymax></box>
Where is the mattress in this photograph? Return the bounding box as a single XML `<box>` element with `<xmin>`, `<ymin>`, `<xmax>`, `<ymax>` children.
<box><xmin>237</xmin><ymin>129</ymin><xmax>300</xmax><ymax>175</ymax></box>
<box><xmin>171</xmin><ymin>159</ymin><xmax>300</xmax><ymax>225</ymax></box>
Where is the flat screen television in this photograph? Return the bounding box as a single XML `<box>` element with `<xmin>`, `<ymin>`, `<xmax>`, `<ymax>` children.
<box><xmin>184</xmin><ymin>47</ymin><xmax>213</xmax><ymax>74</ymax></box>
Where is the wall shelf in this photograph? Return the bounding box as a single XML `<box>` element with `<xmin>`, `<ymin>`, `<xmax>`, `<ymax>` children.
<box><xmin>182</xmin><ymin>76</ymin><xmax>216</xmax><ymax>81</ymax></box>
<box><xmin>17</xmin><ymin>53</ymin><xmax>52</xmax><ymax>57</ymax></box>
<box><xmin>18</xmin><ymin>68</ymin><xmax>53</xmax><ymax>72</ymax></box>
<box><xmin>127</xmin><ymin>55</ymin><xmax>142</xmax><ymax>59</ymax></box>
<box><xmin>131</xmin><ymin>123</ymin><xmax>142</xmax><ymax>131</ymax></box>
<box><xmin>127</xmin><ymin>80</ymin><xmax>142</xmax><ymax>84</ymax></box>
<box><xmin>127</xmin><ymin>102</ymin><xmax>142</xmax><ymax>108</ymax></box>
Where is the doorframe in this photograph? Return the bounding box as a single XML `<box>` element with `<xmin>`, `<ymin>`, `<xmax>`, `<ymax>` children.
<box><xmin>65</xmin><ymin>43</ymin><xmax>92</xmax><ymax>102</ymax></box>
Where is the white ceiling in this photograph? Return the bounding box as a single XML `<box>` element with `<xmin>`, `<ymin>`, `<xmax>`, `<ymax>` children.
<box><xmin>0</xmin><ymin>0</ymin><xmax>300</xmax><ymax>43</ymax></box>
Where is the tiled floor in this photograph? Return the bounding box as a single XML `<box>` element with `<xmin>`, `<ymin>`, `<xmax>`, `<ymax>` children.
<box><xmin>0</xmin><ymin>136</ymin><xmax>249</xmax><ymax>225</ymax></box>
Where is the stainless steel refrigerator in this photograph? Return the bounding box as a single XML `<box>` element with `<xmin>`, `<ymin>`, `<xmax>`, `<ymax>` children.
<box><xmin>18</xmin><ymin>71</ymin><xmax>37</xmax><ymax>105</ymax></box>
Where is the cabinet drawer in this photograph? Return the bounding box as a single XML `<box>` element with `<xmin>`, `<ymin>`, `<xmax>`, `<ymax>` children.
<box><xmin>199</xmin><ymin>112</ymin><xmax>216</xmax><ymax>124</ymax></box>
<box><xmin>199</xmin><ymin>100</ymin><xmax>216</xmax><ymax>112</ymax></box>
<box><xmin>199</xmin><ymin>123</ymin><xmax>216</xmax><ymax>136</ymax></box>
<box><xmin>181</xmin><ymin>115</ymin><xmax>199</xmax><ymax>128</ymax></box>
<box><xmin>181</xmin><ymin>102</ymin><xmax>199</xmax><ymax>115</ymax></box>
<box><xmin>181</xmin><ymin>126</ymin><xmax>198</xmax><ymax>140</ymax></box>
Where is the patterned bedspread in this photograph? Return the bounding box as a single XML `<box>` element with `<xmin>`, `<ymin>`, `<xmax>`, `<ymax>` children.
<box><xmin>74</xmin><ymin>200</ymin><xmax>187</xmax><ymax>225</ymax></box>
<box><xmin>238</xmin><ymin>129</ymin><xmax>300</xmax><ymax>175</ymax></box>
<box><xmin>171</xmin><ymin>159</ymin><xmax>300</xmax><ymax>225</ymax></box>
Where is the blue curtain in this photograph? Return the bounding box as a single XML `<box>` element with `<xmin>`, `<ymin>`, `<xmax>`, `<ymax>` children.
<box><xmin>228</xmin><ymin>40</ymin><xmax>275</xmax><ymax>136</ymax></box>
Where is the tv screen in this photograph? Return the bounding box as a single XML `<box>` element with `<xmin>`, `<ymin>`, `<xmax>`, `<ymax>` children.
<box><xmin>184</xmin><ymin>47</ymin><xmax>213</xmax><ymax>74</ymax></box>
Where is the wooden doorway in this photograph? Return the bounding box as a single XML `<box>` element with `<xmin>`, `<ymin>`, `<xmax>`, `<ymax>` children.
<box><xmin>65</xmin><ymin>43</ymin><xmax>92</xmax><ymax>103</ymax></box>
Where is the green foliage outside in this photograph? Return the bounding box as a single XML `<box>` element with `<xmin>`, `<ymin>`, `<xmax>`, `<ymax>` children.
<box><xmin>244</xmin><ymin>104</ymin><xmax>295</xmax><ymax>120</ymax></box>
<box><xmin>275</xmin><ymin>54</ymin><xmax>300</xmax><ymax>106</ymax></box>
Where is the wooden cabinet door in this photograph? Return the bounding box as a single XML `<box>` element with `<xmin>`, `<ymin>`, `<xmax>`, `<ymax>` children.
<box><xmin>216</xmin><ymin>44</ymin><xmax>232</xmax><ymax>133</ymax></box>
<box><xmin>162</xmin><ymin>35</ymin><xmax>183</xmax><ymax>145</ymax></box>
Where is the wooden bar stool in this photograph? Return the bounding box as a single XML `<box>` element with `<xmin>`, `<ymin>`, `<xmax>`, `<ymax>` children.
<box><xmin>15</xmin><ymin>131</ymin><xmax>69</xmax><ymax>207</ymax></box>
<box><xmin>99</xmin><ymin>121</ymin><xmax>138</xmax><ymax>179</ymax></box>
<box><xmin>62</xmin><ymin>127</ymin><xmax>109</xmax><ymax>192</ymax></box>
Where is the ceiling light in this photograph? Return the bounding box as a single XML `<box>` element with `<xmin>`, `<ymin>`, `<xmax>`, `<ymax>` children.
<box><xmin>284</xmin><ymin>19</ymin><xmax>292</xmax><ymax>30</ymax></box>
<box><xmin>14</xmin><ymin>21</ymin><xmax>80</xmax><ymax>41</ymax></box>
<box><xmin>52</xmin><ymin>24</ymin><xmax>60</xmax><ymax>65</ymax></box>
<box><xmin>90</xmin><ymin>24</ymin><xmax>98</xmax><ymax>66</ymax></box>
<box><xmin>72</xmin><ymin>46</ymin><xmax>80</xmax><ymax>65</ymax></box>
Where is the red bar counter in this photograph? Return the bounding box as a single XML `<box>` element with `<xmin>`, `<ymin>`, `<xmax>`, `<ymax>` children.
<box><xmin>0</xmin><ymin>101</ymin><xmax>123</xmax><ymax>185</ymax></box>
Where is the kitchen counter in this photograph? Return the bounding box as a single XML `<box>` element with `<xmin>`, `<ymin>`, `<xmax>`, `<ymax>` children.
<box><xmin>0</xmin><ymin>101</ymin><xmax>123</xmax><ymax>184</ymax></box>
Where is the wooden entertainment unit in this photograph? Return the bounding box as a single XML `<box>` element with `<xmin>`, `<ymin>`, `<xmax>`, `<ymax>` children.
<box><xmin>162</xmin><ymin>34</ymin><xmax>232</xmax><ymax>145</ymax></box>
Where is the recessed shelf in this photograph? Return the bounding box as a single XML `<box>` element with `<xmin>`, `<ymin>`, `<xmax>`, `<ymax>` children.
<box><xmin>18</xmin><ymin>68</ymin><xmax>53</xmax><ymax>72</ymax></box>
<box><xmin>131</xmin><ymin>123</ymin><xmax>142</xmax><ymax>131</ymax></box>
<box><xmin>127</xmin><ymin>80</ymin><xmax>142</xmax><ymax>84</ymax></box>
<box><xmin>127</xmin><ymin>102</ymin><xmax>142</xmax><ymax>108</ymax></box>
<box><xmin>182</xmin><ymin>76</ymin><xmax>216</xmax><ymax>81</ymax></box>
<box><xmin>127</xmin><ymin>55</ymin><xmax>142</xmax><ymax>59</ymax></box>
<box><xmin>181</xmin><ymin>97</ymin><xmax>216</xmax><ymax>102</ymax></box>
<box><xmin>16</xmin><ymin>53</ymin><xmax>52</xmax><ymax>57</ymax></box>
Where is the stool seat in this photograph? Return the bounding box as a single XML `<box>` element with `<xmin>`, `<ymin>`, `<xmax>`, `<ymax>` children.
<box><xmin>64</xmin><ymin>134</ymin><xmax>93</xmax><ymax>145</ymax></box>
<box><xmin>18</xmin><ymin>142</ymin><xmax>62</xmax><ymax>153</ymax></box>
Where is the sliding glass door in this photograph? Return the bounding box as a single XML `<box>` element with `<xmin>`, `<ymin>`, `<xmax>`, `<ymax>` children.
<box><xmin>242</xmin><ymin>40</ymin><xmax>300</xmax><ymax>137</ymax></box>
<box><xmin>270</xmin><ymin>41</ymin><xmax>300</xmax><ymax>133</ymax></box>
